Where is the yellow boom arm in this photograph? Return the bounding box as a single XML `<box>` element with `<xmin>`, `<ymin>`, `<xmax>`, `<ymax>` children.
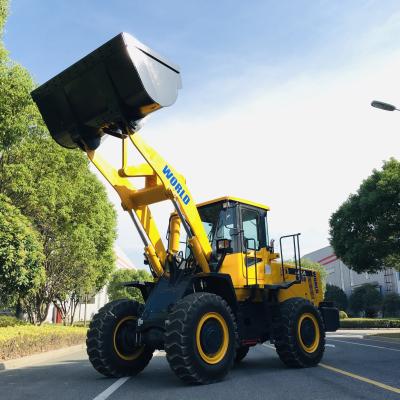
<box><xmin>87</xmin><ymin>130</ymin><xmax>212</xmax><ymax>276</ymax></box>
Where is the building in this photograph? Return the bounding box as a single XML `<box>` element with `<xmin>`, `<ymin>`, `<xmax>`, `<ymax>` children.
<box><xmin>304</xmin><ymin>245</ymin><xmax>400</xmax><ymax>296</ymax></box>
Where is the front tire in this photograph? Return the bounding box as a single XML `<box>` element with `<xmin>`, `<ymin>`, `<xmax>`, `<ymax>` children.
<box><xmin>165</xmin><ymin>293</ymin><xmax>237</xmax><ymax>384</ymax></box>
<box><xmin>274</xmin><ymin>298</ymin><xmax>325</xmax><ymax>368</ymax></box>
<box><xmin>86</xmin><ymin>299</ymin><xmax>153</xmax><ymax>377</ymax></box>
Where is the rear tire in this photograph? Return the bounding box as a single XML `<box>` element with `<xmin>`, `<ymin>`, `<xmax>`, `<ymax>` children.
<box><xmin>86</xmin><ymin>299</ymin><xmax>153</xmax><ymax>377</ymax></box>
<box><xmin>165</xmin><ymin>293</ymin><xmax>237</xmax><ymax>384</ymax></box>
<box><xmin>274</xmin><ymin>298</ymin><xmax>325</xmax><ymax>368</ymax></box>
<box><xmin>235</xmin><ymin>346</ymin><xmax>249</xmax><ymax>363</ymax></box>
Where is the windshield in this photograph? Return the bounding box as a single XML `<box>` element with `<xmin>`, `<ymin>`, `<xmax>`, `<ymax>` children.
<box><xmin>198</xmin><ymin>202</ymin><xmax>236</xmax><ymax>252</ymax></box>
<box><xmin>198</xmin><ymin>203</ymin><xmax>221</xmax><ymax>243</ymax></box>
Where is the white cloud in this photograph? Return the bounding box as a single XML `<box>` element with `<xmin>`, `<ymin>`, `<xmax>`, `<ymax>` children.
<box><xmin>92</xmin><ymin>43</ymin><xmax>400</xmax><ymax>266</ymax></box>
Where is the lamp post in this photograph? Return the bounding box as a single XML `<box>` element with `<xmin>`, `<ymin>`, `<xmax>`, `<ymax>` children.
<box><xmin>371</xmin><ymin>100</ymin><xmax>400</xmax><ymax>112</ymax></box>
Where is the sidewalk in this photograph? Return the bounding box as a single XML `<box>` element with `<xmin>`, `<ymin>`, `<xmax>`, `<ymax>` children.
<box><xmin>336</xmin><ymin>328</ymin><xmax>400</xmax><ymax>336</ymax></box>
<box><xmin>0</xmin><ymin>344</ymin><xmax>85</xmax><ymax>371</ymax></box>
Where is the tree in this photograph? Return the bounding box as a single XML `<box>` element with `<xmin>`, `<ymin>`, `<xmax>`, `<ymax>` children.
<box><xmin>0</xmin><ymin>0</ymin><xmax>45</xmax><ymax>154</ymax></box>
<box><xmin>1</xmin><ymin>136</ymin><xmax>117</xmax><ymax>324</ymax></box>
<box><xmin>324</xmin><ymin>284</ymin><xmax>348</xmax><ymax>311</ymax></box>
<box><xmin>329</xmin><ymin>159</ymin><xmax>400</xmax><ymax>274</ymax></box>
<box><xmin>382</xmin><ymin>292</ymin><xmax>400</xmax><ymax>318</ymax></box>
<box><xmin>0</xmin><ymin>194</ymin><xmax>44</xmax><ymax>308</ymax></box>
<box><xmin>108</xmin><ymin>269</ymin><xmax>153</xmax><ymax>303</ymax></box>
<box><xmin>349</xmin><ymin>283</ymin><xmax>383</xmax><ymax>318</ymax></box>
<box><xmin>0</xmin><ymin>0</ymin><xmax>117</xmax><ymax>324</ymax></box>
<box><xmin>300</xmin><ymin>258</ymin><xmax>328</xmax><ymax>294</ymax></box>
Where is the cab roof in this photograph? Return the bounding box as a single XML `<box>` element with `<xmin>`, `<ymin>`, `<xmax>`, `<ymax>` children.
<box><xmin>197</xmin><ymin>196</ymin><xmax>270</xmax><ymax>211</ymax></box>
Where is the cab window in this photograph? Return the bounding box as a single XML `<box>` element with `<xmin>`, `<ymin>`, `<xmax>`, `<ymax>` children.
<box><xmin>241</xmin><ymin>208</ymin><xmax>260</xmax><ymax>250</ymax></box>
<box><xmin>213</xmin><ymin>206</ymin><xmax>236</xmax><ymax>251</ymax></box>
<box><xmin>198</xmin><ymin>202</ymin><xmax>238</xmax><ymax>253</ymax></box>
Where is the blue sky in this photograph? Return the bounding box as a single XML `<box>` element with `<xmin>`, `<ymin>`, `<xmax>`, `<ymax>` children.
<box><xmin>4</xmin><ymin>1</ymin><xmax>400</xmax><ymax>267</ymax></box>
<box><xmin>6</xmin><ymin>1</ymin><xmax>400</xmax><ymax>108</ymax></box>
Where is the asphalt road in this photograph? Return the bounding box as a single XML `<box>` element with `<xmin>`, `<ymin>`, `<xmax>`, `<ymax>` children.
<box><xmin>1</xmin><ymin>333</ymin><xmax>399</xmax><ymax>400</ymax></box>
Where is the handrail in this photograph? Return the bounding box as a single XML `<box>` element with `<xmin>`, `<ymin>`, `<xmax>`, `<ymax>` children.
<box><xmin>279</xmin><ymin>233</ymin><xmax>302</xmax><ymax>284</ymax></box>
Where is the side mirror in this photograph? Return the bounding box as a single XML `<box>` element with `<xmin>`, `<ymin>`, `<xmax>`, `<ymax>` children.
<box><xmin>269</xmin><ymin>239</ymin><xmax>275</xmax><ymax>252</ymax></box>
<box><xmin>216</xmin><ymin>239</ymin><xmax>233</xmax><ymax>254</ymax></box>
<box><xmin>245</xmin><ymin>237</ymin><xmax>256</xmax><ymax>251</ymax></box>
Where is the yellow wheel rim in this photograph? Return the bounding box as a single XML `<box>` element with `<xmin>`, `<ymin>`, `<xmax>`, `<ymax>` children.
<box><xmin>113</xmin><ymin>316</ymin><xmax>144</xmax><ymax>361</ymax></box>
<box><xmin>196</xmin><ymin>312</ymin><xmax>229</xmax><ymax>365</ymax></box>
<box><xmin>297</xmin><ymin>313</ymin><xmax>320</xmax><ymax>354</ymax></box>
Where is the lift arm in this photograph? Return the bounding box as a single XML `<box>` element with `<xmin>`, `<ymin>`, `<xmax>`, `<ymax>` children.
<box><xmin>30</xmin><ymin>32</ymin><xmax>212</xmax><ymax>275</ymax></box>
<box><xmin>87</xmin><ymin>130</ymin><xmax>212</xmax><ymax>276</ymax></box>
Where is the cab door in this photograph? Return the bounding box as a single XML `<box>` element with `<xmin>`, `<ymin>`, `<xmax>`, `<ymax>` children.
<box><xmin>239</xmin><ymin>206</ymin><xmax>268</xmax><ymax>286</ymax></box>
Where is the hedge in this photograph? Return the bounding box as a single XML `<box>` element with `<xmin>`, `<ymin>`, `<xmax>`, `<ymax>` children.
<box><xmin>340</xmin><ymin>318</ymin><xmax>400</xmax><ymax>329</ymax></box>
<box><xmin>0</xmin><ymin>325</ymin><xmax>87</xmax><ymax>360</ymax></box>
<box><xmin>0</xmin><ymin>316</ymin><xmax>27</xmax><ymax>328</ymax></box>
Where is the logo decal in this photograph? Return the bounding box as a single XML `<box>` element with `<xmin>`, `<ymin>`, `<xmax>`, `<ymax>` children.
<box><xmin>162</xmin><ymin>165</ymin><xmax>191</xmax><ymax>205</ymax></box>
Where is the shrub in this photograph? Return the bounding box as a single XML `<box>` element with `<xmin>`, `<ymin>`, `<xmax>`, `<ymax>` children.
<box><xmin>339</xmin><ymin>311</ymin><xmax>348</xmax><ymax>319</ymax></box>
<box><xmin>340</xmin><ymin>318</ymin><xmax>400</xmax><ymax>329</ymax></box>
<box><xmin>0</xmin><ymin>315</ymin><xmax>27</xmax><ymax>327</ymax></box>
<box><xmin>349</xmin><ymin>283</ymin><xmax>383</xmax><ymax>317</ymax></box>
<box><xmin>325</xmin><ymin>284</ymin><xmax>348</xmax><ymax>311</ymax></box>
<box><xmin>72</xmin><ymin>321</ymin><xmax>87</xmax><ymax>327</ymax></box>
<box><xmin>0</xmin><ymin>325</ymin><xmax>87</xmax><ymax>360</ymax></box>
<box><xmin>382</xmin><ymin>293</ymin><xmax>400</xmax><ymax>317</ymax></box>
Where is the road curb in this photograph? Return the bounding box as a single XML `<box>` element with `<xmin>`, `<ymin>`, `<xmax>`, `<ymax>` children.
<box><xmin>0</xmin><ymin>343</ymin><xmax>85</xmax><ymax>371</ymax></box>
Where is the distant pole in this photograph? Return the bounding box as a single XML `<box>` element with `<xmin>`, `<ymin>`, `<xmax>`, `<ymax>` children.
<box><xmin>84</xmin><ymin>294</ymin><xmax>88</xmax><ymax>327</ymax></box>
<box><xmin>339</xmin><ymin>260</ymin><xmax>345</xmax><ymax>292</ymax></box>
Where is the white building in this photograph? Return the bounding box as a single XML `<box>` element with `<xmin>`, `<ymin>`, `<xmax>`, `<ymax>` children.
<box><xmin>304</xmin><ymin>245</ymin><xmax>400</xmax><ymax>296</ymax></box>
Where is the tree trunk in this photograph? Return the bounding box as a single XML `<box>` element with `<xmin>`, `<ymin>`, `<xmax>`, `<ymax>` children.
<box><xmin>15</xmin><ymin>298</ymin><xmax>24</xmax><ymax>320</ymax></box>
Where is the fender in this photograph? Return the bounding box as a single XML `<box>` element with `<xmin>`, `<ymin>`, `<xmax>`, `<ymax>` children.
<box><xmin>137</xmin><ymin>273</ymin><xmax>237</xmax><ymax>334</ymax></box>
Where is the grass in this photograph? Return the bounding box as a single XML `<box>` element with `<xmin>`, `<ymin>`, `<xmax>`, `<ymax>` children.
<box><xmin>0</xmin><ymin>324</ymin><xmax>87</xmax><ymax>360</ymax></box>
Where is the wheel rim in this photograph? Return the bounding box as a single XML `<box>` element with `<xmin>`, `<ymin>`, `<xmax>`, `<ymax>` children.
<box><xmin>196</xmin><ymin>312</ymin><xmax>229</xmax><ymax>364</ymax></box>
<box><xmin>297</xmin><ymin>312</ymin><xmax>320</xmax><ymax>353</ymax></box>
<box><xmin>113</xmin><ymin>316</ymin><xmax>144</xmax><ymax>361</ymax></box>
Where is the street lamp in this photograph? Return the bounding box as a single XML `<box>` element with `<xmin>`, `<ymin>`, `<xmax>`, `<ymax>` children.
<box><xmin>371</xmin><ymin>100</ymin><xmax>400</xmax><ymax>112</ymax></box>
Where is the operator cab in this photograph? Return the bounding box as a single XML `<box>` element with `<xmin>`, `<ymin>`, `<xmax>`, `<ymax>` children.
<box><xmin>197</xmin><ymin>197</ymin><xmax>272</xmax><ymax>270</ymax></box>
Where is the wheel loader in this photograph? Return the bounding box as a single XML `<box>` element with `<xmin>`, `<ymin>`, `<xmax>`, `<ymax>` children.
<box><xmin>31</xmin><ymin>32</ymin><xmax>339</xmax><ymax>384</ymax></box>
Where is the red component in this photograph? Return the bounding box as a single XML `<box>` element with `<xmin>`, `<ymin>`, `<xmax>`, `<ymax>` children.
<box><xmin>241</xmin><ymin>339</ymin><xmax>258</xmax><ymax>346</ymax></box>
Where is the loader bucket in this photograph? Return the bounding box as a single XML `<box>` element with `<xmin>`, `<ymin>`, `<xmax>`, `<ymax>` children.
<box><xmin>31</xmin><ymin>33</ymin><xmax>181</xmax><ymax>150</ymax></box>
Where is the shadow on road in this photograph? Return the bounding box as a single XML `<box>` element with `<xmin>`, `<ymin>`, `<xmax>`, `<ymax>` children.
<box><xmin>0</xmin><ymin>347</ymin><xmax>288</xmax><ymax>400</ymax></box>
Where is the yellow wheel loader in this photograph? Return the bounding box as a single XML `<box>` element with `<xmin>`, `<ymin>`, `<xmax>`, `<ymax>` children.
<box><xmin>32</xmin><ymin>33</ymin><xmax>339</xmax><ymax>384</ymax></box>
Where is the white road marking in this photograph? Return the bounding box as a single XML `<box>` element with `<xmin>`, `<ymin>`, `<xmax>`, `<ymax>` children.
<box><xmin>327</xmin><ymin>334</ymin><xmax>363</xmax><ymax>339</ymax></box>
<box><xmin>262</xmin><ymin>340</ymin><xmax>400</xmax><ymax>393</ymax></box>
<box><xmin>325</xmin><ymin>344</ymin><xmax>335</xmax><ymax>348</ymax></box>
<box><xmin>362</xmin><ymin>336</ymin><xmax>400</xmax><ymax>345</ymax></box>
<box><xmin>92</xmin><ymin>377</ymin><xmax>130</xmax><ymax>400</ymax></box>
<box><xmin>91</xmin><ymin>351</ymin><xmax>163</xmax><ymax>399</ymax></box>
<box><xmin>328</xmin><ymin>339</ymin><xmax>400</xmax><ymax>352</ymax></box>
